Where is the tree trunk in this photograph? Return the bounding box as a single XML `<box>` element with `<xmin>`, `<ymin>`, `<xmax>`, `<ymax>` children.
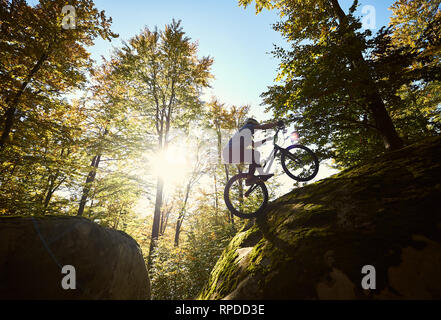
<box><xmin>174</xmin><ymin>218</ymin><xmax>183</xmax><ymax>247</ymax></box>
<box><xmin>367</xmin><ymin>92</ymin><xmax>404</xmax><ymax>150</ymax></box>
<box><xmin>77</xmin><ymin>127</ymin><xmax>108</xmax><ymax>217</ymax></box>
<box><xmin>213</xmin><ymin>165</ymin><xmax>219</xmax><ymax>215</ymax></box>
<box><xmin>43</xmin><ymin>189</ymin><xmax>54</xmax><ymax>213</ymax></box>
<box><xmin>0</xmin><ymin>106</ymin><xmax>17</xmax><ymax>150</ymax></box>
<box><xmin>148</xmin><ymin>126</ymin><xmax>168</xmax><ymax>264</ymax></box>
<box><xmin>224</xmin><ymin>164</ymin><xmax>230</xmax><ymax>182</ymax></box>
<box><xmin>42</xmin><ymin>174</ymin><xmax>60</xmax><ymax>213</ymax></box>
<box><xmin>77</xmin><ymin>155</ymin><xmax>101</xmax><ymax>216</ymax></box>
<box><xmin>149</xmin><ymin>176</ymin><xmax>164</xmax><ymax>262</ymax></box>
<box><xmin>174</xmin><ymin>183</ymin><xmax>191</xmax><ymax>247</ymax></box>
<box><xmin>159</xmin><ymin>204</ymin><xmax>171</xmax><ymax>236</ymax></box>
<box><xmin>42</xmin><ymin>174</ymin><xmax>66</xmax><ymax>214</ymax></box>
<box><xmin>0</xmin><ymin>50</ymin><xmax>50</xmax><ymax>150</ymax></box>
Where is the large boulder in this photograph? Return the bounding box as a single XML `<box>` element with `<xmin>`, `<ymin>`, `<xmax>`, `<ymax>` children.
<box><xmin>199</xmin><ymin>136</ymin><xmax>441</xmax><ymax>300</ymax></box>
<box><xmin>0</xmin><ymin>216</ymin><xmax>150</xmax><ymax>299</ymax></box>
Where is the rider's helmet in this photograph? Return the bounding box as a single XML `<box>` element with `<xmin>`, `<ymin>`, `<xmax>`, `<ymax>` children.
<box><xmin>245</xmin><ymin>118</ymin><xmax>259</xmax><ymax>126</ymax></box>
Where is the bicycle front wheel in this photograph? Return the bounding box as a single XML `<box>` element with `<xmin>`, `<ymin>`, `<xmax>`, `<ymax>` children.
<box><xmin>280</xmin><ymin>145</ymin><xmax>319</xmax><ymax>182</ymax></box>
<box><xmin>224</xmin><ymin>173</ymin><xmax>268</xmax><ymax>219</ymax></box>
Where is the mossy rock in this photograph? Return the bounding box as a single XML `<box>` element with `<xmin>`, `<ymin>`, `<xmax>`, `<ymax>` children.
<box><xmin>199</xmin><ymin>136</ymin><xmax>441</xmax><ymax>300</ymax></box>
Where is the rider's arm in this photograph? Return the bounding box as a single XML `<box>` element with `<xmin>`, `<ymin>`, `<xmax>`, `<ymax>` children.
<box><xmin>254</xmin><ymin>121</ymin><xmax>279</xmax><ymax>130</ymax></box>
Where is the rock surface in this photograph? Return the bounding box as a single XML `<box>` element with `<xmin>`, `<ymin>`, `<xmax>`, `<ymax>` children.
<box><xmin>0</xmin><ymin>216</ymin><xmax>150</xmax><ymax>299</ymax></box>
<box><xmin>199</xmin><ymin>136</ymin><xmax>441</xmax><ymax>300</ymax></box>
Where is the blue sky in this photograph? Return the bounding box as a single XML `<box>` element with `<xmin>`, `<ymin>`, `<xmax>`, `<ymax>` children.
<box><xmin>85</xmin><ymin>0</ymin><xmax>396</xmax><ymax>121</ymax></box>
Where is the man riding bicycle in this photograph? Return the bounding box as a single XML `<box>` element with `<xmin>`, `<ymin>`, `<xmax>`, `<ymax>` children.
<box><xmin>222</xmin><ymin>118</ymin><xmax>284</xmax><ymax>186</ymax></box>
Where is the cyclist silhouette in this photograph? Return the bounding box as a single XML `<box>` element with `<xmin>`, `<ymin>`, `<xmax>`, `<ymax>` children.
<box><xmin>222</xmin><ymin>118</ymin><xmax>282</xmax><ymax>186</ymax></box>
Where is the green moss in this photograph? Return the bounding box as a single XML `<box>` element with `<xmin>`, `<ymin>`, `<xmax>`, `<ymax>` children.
<box><xmin>197</xmin><ymin>224</ymin><xmax>264</xmax><ymax>299</ymax></box>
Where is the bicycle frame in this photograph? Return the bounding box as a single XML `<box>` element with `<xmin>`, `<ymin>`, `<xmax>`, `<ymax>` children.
<box><xmin>258</xmin><ymin>127</ymin><xmax>289</xmax><ymax>175</ymax></box>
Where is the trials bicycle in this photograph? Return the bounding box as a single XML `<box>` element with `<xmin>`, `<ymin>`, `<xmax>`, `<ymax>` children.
<box><xmin>224</xmin><ymin>123</ymin><xmax>319</xmax><ymax>219</ymax></box>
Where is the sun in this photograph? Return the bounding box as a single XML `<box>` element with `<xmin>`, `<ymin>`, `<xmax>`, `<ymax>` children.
<box><xmin>134</xmin><ymin>144</ymin><xmax>191</xmax><ymax>217</ymax></box>
<box><xmin>150</xmin><ymin>144</ymin><xmax>191</xmax><ymax>188</ymax></box>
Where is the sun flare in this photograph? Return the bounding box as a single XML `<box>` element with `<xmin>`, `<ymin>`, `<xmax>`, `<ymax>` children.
<box><xmin>149</xmin><ymin>144</ymin><xmax>191</xmax><ymax>189</ymax></box>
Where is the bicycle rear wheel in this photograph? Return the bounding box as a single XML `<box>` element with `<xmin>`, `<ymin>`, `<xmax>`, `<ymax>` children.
<box><xmin>224</xmin><ymin>173</ymin><xmax>268</xmax><ymax>219</ymax></box>
<box><xmin>280</xmin><ymin>145</ymin><xmax>319</xmax><ymax>182</ymax></box>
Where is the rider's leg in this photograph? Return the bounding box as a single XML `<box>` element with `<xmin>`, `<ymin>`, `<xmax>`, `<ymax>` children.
<box><xmin>248</xmin><ymin>163</ymin><xmax>256</xmax><ymax>177</ymax></box>
<box><xmin>245</xmin><ymin>150</ymin><xmax>259</xmax><ymax>185</ymax></box>
<box><xmin>247</xmin><ymin>150</ymin><xmax>262</xmax><ymax>177</ymax></box>
<box><xmin>252</xmin><ymin>150</ymin><xmax>265</xmax><ymax>175</ymax></box>
<box><xmin>246</xmin><ymin>150</ymin><xmax>270</xmax><ymax>186</ymax></box>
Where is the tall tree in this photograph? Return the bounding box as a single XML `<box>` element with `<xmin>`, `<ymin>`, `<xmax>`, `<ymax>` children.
<box><xmin>0</xmin><ymin>98</ymin><xmax>86</xmax><ymax>215</ymax></box>
<box><xmin>239</xmin><ymin>0</ymin><xmax>440</xmax><ymax>167</ymax></box>
<box><xmin>76</xmin><ymin>59</ymin><xmax>148</xmax><ymax>217</ymax></box>
<box><xmin>114</xmin><ymin>20</ymin><xmax>213</xmax><ymax>262</ymax></box>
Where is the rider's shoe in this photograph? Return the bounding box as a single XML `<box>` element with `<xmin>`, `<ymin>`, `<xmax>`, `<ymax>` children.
<box><xmin>257</xmin><ymin>174</ymin><xmax>274</xmax><ymax>181</ymax></box>
<box><xmin>245</xmin><ymin>175</ymin><xmax>258</xmax><ymax>186</ymax></box>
